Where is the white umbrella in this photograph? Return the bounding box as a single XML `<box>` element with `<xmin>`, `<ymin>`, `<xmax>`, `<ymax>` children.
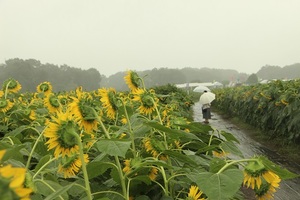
<box><xmin>193</xmin><ymin>85</ymin><xmax>210</xmax><ymax>93</ymax></box>
<box><xmin>199</xmin><ymin>92</ymin><xmax>215</xmax><ymax>104</ymax></box>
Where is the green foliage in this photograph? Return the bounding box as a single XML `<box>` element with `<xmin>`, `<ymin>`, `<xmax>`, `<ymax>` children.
<box><xmin>246</xmin><ymin>73</ymin><xmax>258</xmax><ymax>85</ymax></box>
<box><xmin>214</xmin><ymin>79</ymin><xmax>300</xmax><ymax>143</ymax></box>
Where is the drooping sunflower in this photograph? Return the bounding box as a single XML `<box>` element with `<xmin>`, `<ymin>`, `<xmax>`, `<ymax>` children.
<box><xmin>122</xmin><ymin>159</ymin><xmax>131</xmax><ymax>174</ymax></box>
<box><xmin>124</xmin><ymin>70</ymin><xmax>140</xmax><ymax>92</ymax></box>
<box><xmin>44</xmin><ymin>109</ymin><xmax>80</xmax><ymax>158</ymax></box>
<box><xmin>132</xmin><ymin>88</ymin><xmax>159</xmax><ymax>115</ymax></box>
<box><xmin>0</xmin><ymin>97</ymin><xmax>14</xmax><ymax>113</ymax></box>
<box><xmin>98</xmin><ymin>88</ymin><xmax>118</xmax><ymax>119</ymax></box>
<box><xmin>37</xmin><ymin>81</ymin><xmax>53</xmax><ymax>95</ymax></box>
<box><xmin>58</xmin><ymin>153</ymin><xmax>89</xmax><ymax>178</ymax></box>
<box><xmin>243</xmin><ymin>160</ymin><xmax>281</xmax><ymax>190</ymax></box>
<box><xmin>254</xmin><ymin>182</ymin><xmax>277</xmax><ymax>200</ymax></box>
<box><xmin>143</xmin><ymin>137</ymin><xmax>167</xmax><ymax>160</ymax></box>
<box><xmin>0</xmin><ymin>90</ymin><xmax>4</xmax><ymax>98</ymax></box>
<box><xmin>44</xmin><ymin>93</ymin><xmax>61</xmax><ymax>113</ymax></box>
<box><xmin>148</xmin><ymin>167</ymin><xmax>158</xmax><ymax>181</ymax></box>
<box><xmin>69</xmin><ymin>90</ymin><xmax>98</xmax><ymax>133</ymax></box>
<box><xmin>2</xmin><ymin>78</ymin><xmax>22</xmax><ymax>93</ymax></box>
<box><xmin>187</xmin><ymin>185</ymin><xmax>206</xmax><ymax>200</ymax></box>
<box><xmin>0</xmin><ymin>150</ymin><xmax>32</xmax><ymax>200</ymax></box>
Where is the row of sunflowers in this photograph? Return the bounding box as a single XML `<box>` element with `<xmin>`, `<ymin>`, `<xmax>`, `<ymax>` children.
<box><xmin>0</xmin><ymin>71</ymin><xmax>298</xmax><ymax>200</ymax></box>
<box><xmin>213</xmin><ymin>79</ymin><xmax>300</xmax><ymax>143</ymax></box>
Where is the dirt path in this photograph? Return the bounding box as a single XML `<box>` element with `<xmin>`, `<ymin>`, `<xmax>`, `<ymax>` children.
<box><xmin>193</xmin><ymin>102</ymin><xmax>300</xmax><ymax>200</ymax></box>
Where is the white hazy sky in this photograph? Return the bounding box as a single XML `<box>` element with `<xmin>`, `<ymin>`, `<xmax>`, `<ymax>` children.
<box><xmin>1</xmin><ymin>0</ymin><xmax>300</xmax><ymax>76</ymax></box>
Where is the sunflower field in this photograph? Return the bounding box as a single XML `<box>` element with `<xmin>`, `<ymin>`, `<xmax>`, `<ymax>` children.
<box><xmin>213</xmin><ymin>79</ymin><xmax>300</xmax><ymax>143</ymax></box>
<box><xmin>0</xmin><ymin>72</ymin><xmax>298</xmax><ymax>200</ymax></box>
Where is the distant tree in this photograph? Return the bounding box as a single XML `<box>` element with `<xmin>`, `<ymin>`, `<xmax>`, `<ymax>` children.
<box><xmin>246</xmin><ymin>73</ymin><xmax>258</xmax><ymax>85</ymax></box>
<box><xmin>0</xmin><ymin>58</ymin><xmax>102</xmax><ymax>92</ymax></box>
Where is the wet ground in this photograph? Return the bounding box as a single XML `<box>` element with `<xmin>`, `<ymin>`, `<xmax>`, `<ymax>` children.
<box><xmin>193</xmin><ymin>102</ymin><xmax>300</xmax><ymax>200</ymax></box>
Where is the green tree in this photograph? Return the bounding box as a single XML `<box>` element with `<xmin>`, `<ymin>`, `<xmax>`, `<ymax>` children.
<box><xmin>246</xmin><ymin>73</ymin><xmax>258</xmax><ymax>85</ymax></box>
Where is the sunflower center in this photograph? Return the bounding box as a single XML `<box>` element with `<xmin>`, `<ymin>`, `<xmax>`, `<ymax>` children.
<box><xmin>7</xmin><ymin>80</ymin><xmax>18</xmax><ymax>89</ymax></box>
<box><xmin>141</xmin><ymin>95</ymin><xmax>154</xmax><ymax>108</ymax></box>
<box><xmin>0</xmin><ymin>99</ymin><xmax>8</xmax><ymax>108</ymax></box>
<box><xmin>59</xmin><ymin>122</ymin><xmax>78</xmax><ymax>148</ymax></box>
<box><xmin>80</xmin><ymin>105</ymin><xmax>97</xmax><ymax>122</ymax></box>
<box><xmin>39</xmin><ymin>83</ymin><xmax>50</xmax><ymax>92</ymax></box>
<box><xmin>131</xmin><ymin>72</ymin><xmax>140</xmax><ymax>87</ymax></box>
<box><xmin>49</xmin><ymin>96</ymin><xmax>60</xmax><ymax>107</ymax></box>
<box><xmin>108</xmin><ymin>91</ymin><xmax>118</xmax><ymax>111</ymax></box>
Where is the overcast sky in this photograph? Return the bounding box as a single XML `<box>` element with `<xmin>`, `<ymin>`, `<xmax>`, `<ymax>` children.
<box><xmin>1</xmin><ymin>0</ymin><xmax>300</xmax><ymax>76</ymax></box>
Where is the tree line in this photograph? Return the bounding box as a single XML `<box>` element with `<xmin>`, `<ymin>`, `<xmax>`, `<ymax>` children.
<box><xmin>0</xmin><ymin>58</ymin><xmax>101</xmax><ymax>92</ymax></box>
<box><xmin>1</xmin><ymin>58</ymin><xmax>299</xmax><ymax>92</ymax></box>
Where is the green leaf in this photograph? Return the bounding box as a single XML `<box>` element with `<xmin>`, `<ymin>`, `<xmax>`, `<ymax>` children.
<box><xmin>163</xmin><ymin>150</ymin><xmax>198</xmax><ymax>167</ymax></box>
<box><xmin>44</xmin><ymin>183</ymin><xmax>75</xmax><ymax>200</ymax></box>
<box><xmin>131</xmin><ymin>175</ymin><xmax>152</xmax><ymax>185</ymax></box>
<box><xmin>209</xmin><ymin>157</ymin><xmax>226</xmax><ymax>173</ymax></box>
<box><xmin>144</xmin><ymin>121</ymin><xmax>200</xmax><ymax>141</ymax></box>
<box><xmin>34</xmin><ymin>155</ymin><xmax>51</xmax><ymax>172</ymax></box>
<box><xmin>135</xmin><ymin>195</ymin><xmax>151</xmax><ymax>200</ymax></box>
<box><xmin>35</xmin><ymin>180</ymin><xmax>69</xmax><ymax>199</ymax></box>
<box><xmin>96</xmin><ymin>139</ymin><xmax>131</xmax><ymax>158</ymax></box>
<box><xmin>260</xmin><ymin>156</ymin><xmax>299</xmax><ymax>179</ymax></box>
<box><xmin>220</xmin><ymin>131</ymin><xmax>240</xmax><ymax>144</ymax></box>
<box><xmin>87</xmin><ymin>161</ymin><xmax>113</xmax><ymax>179</ymax></box>
<box><xmin>187</xmin><ymin>169</ymin><xmax>244</xmax><ymax>200</ymax></box>
<box><xmin>220</xmin><ymin>141</ymin><xmax>244</xmax><ymax>158</ymax></box>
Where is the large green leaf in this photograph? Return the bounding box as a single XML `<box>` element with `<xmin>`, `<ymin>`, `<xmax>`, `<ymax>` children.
<box><xmin>96</xmin><ymin>139</ymin><xmax>131</xmax><ymax>158</ymax></box>
<box><xmin>34</xmin><ymin>155</ymin><xmax>51</xmax><ymax>172</ymax></box>
<box><xmin>87</xmin><ymin>161</ymin><xmax>113</xmax><ymax>179</ymax></box>
<box><xmin>187</xmin><ymin>169</ymin><xmax>244</xmax><ymax>200</ymax></box>
<box><xmin>144</xmin><ymin>121</ymin><xmax>200</xmax><ymax>141</ymax></box>
<box><xmin>35</xmin><ymin>180</ymin><xmax>69</xmax><ymax>199</ymax></box>
<box><xmin>163</xmin><ymin>150</ymin><xmax>198</xmax><ymax>167</ymax></box>
<box><xmin>260</xmin><ymin>156</ymin><xmax>299</xmax><ymax>179</ymax></box>
<box><xmin>220</xmin><ymin>131</ymin><xmax>240</xmax><ymax>144</ymax></box>
<box><xmin>44</xmin><ymin>183</ymin><xmax>75</xmax><ymax>200</ymax></box>
<box><xmin>220</xmin><ymin>141</ymin><xmax>243</xmax><ymax>158</ymax></box>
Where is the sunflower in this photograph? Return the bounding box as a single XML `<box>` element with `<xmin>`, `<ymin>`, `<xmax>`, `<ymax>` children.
<box><xmin>0</xmin><ymin>151</ymin><xmax>32</xmax><ymax>200</ymax></box>
<box><xmin>37</xmin><ymin>81</ymin><xmax>52</xmax><ymax>95</ymax></box>
<box><xmin>132</xmin><ymin>88</ymin><xmax>159</xmax><ymax>115</ymax></box>
<box><xmin>58</xmin><ymin>153</ymin><xmax>89</xmax><ymax>178</ymax></box>
<box><xmin>243</xmin><ymin>161</ymin><xmax>281</xmax><ymax>190</ymax></box>
<box><xmin>69</xmin><ymin>91</ymin><xmax>98</xmax><ymax>133</ymax></box>
<box><xmin>122</xmin><ymin>159</ymin><xmax>131</xmax><ymax>174</ymax></box>
<box><xmin>44</xmin><ymin>93</ymin><xmax>61</xmax><ymax>113</ymax></box>
<box><xmin>44</xmin><ymin>110</ymin><xmax>80</xmax><ymax>158</ymax></box>
<box><xmin>148</xmin><ymin>167</ymin><xmax>158</xmax><ymax>181</ymax></box>
<box><xmin>0</xmin><ymin>97</ymin><xmax>14</xmax><ymax>113</ymax></box>
<box><xmin>255</xmin><ymin>182</ymin><xmax>277</xmax><ymax>200</ymax></box>
<box><xmin>2</xmin><ymin>78</ymin><xmax>22</xmax><ymax>93</ymax></box>
<box><xmin>98</xmin><ymin>88</ymin><xmax>118</xmax><ymax>119</ymax></box>
<box><xmin>143</xmin><ymin>137</ymin><xmax>167</xmax><ymax>160</ymax></box>
<box><xmin>0</xmin><ymin>90</ymin><xmax>4</xmax><ymax>98</ymax></box>
<box><xmin>124</xmin><ymin>70</ymin><xmax>140</xmax><ymax>92</ymax></box>
<box><xmin>187</xmin><ymin>185</ymin><xmax>206</xmax><ymax>200</ymax></box>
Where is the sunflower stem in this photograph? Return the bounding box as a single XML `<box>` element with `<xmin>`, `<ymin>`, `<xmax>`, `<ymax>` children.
<box><xmin>73</xmin><ymin>132</ymin><xmax>93</xmax><ymax>200</ymax></box>
<box><xmin>4</xmin><ymin>80</ymin><xmax>11</xmax><ymax>99</ymax></box>
<box><xmin>160</xmin><ymin>166</ymin><xmax>169</xmax><ymax>196</ymax></box>
<box><xmin>98</xmin><ymin>117</ymin><xmax>127</xmax><ymax>199</ymax></box>
<box><xmin>26</xmin><ymin>127</ymin><xmax>46</xmax><ymax>169</ymax></box>
<box><xmin>122</xmin><ymin>99</ymin><xmax>136</xmax><ymax>157</ymax></box>
<box><xmin>217</xmin><ymin>158</ymin><xmax>258</xmax><ymax>174</ymax></box>
<box><xmin>33</xmin><ymin>156</ymin><xmax>57</xmax><ymax>179</ymax></box>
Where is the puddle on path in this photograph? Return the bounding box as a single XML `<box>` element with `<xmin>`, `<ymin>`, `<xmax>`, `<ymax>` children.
<box><xmin>193</xmin><ymin>102</ymin><xmax>300</xmax><ymax>200</ymax></box>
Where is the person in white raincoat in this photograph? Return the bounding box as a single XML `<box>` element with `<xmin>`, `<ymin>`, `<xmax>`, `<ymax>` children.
<box><xmin>199</xmin><ymin>90</ymin><xmax>215</xmax><ymax>124</ymax></box>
